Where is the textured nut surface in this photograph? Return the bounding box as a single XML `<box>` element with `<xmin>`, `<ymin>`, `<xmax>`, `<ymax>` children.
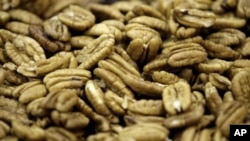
<box><xmin>1</xmin><ymin>0</ymin><xmax>250</xmax><ymax>140</ymax></box>
<box><xmin>206</xmin><ymin>28</ymin><xmax>246</xmax><ymax>46</ymax></box>
<box><xmin>119</xmin><ymin>124</ymin><xmax>169</xmax><ymax>141</ymax></box>
<box><xmin>35</xmin><ymin>51</ymin><xmax>78</xmax><ymax>76</ymax></box>
<box><xmin>43</xmin><ymin>68</ymin><xmax>91</xmax><ymax>92</ymax></box>
<box><xmin>85</xmin><ymin>80</ymin><xmax>112</xmax><ymax>116</ymax></box>
<box><xmin>45</xmin><ymin>127</ymin><xmax>78</xmax><ymax>141</ymax></box>
<box><xmin>152</xmin><ymin>71</ymin><xmax>180</xmax><ymax>85</ymax></box>
<box><xmin>216</xmin><ymin>101</ymin><xmax>248</xmax><ymax>137</ymax></box>
<box><xmin>237</xmin><ymin>37</ymin><xmax>250</xmax><ymax>56</ymax></box>
<box><xmin>174</xmin><ymin>8</ymin><xmax>216</xmax><ymax>28</ymax></box>
<box><xmin>162</xmin><ymin>80</ymin><xmax>192</xmax><ymax>115</ymax></box>
<box><xmin>85</xmin><ymin>22</ymin><xmax>123</xmax><ymax>41</ymax></box>
<box><xmin>4</xmin><ymin>34</ymin><xmax>46</xmax><ymax>66</ymax></box>
<box><xmin>128</xmin><ymin>16</ymin><xmax>169</xmax><ymax>33</ymax></box>
<box><xmin>202</xmin><ymin>39</ymin><xmax>240</xmax><ymax>59</ymax></box>
<box><xmin>94</xmin><ymin>68</ymin><xmax>135</xmax><ymax>98</ymax></box>
<box><xmin>12</xmin><ymin>81</ymin><xmax>47</xmax><ymax>104</ymax></box>
<box><xmin>196</xmin><ymin>59</ymin><xmax>233</xmax><ymax>74</ymax></box>
<box><xmin>40</xmin><ymin>89</ymin><xmax>79</xmax><ymax>112</ymax></box>
<box><xmin>4</xmin><ymin>21</ymin><xmax>29</xmax><ymax>35</ymax></box>
<box><xmin>0</xmin><ymin>0</ymin><xmax>20</xmax><ymax>10</ymax></box>
<box><xmin>180</xmin><ymin>126</ymin><xmax>212</xmax><ymax>141</ymax></box>
<box><xmin>8</xmin><ymin>9</ymin><xmax>43</xmax><ymax>25</ymax></box>
<box><xmin>163</xmin><ymin>103</ymin><xmax>204</xmax><ymax>129</ymax></box>
<box><xmin>89</xmin><ymin>3</ymin><xmax>125</xmax><ymax>22</ymax></box>
<box><xmin>128</xmin><ymin>99</ymin><xmax>165</xmax><ymax>116</ymax></box>
<box><xmin>12</xmin><ymin>121</ymin><xmax>45</xmax><ymax>141</ymax></box>
<box><xmin>28</xmin><ymin>25</ymin><xmax>70</xmax><ymax>53</ymax></box>
<box><xmin>58</xmin><ymin>4</ymin><xmax>95</xmax><ymax>31</ymax></box>
<box><xmin>208</xmin><ymin>73</ymin><xmax>231</xmax><ymax>90</ymax></box>
<box><xmin>236</xmin><ymin>0</ymin><xmax>250</xmax><ymax>18</ymax></box>
<box><xmin>104</xmin><ymin>89</ymin><xmax>127</xmax><ymax>115</ymax></box>
<box><xmin>204</xmin><ymin>82</ymin><xmax>223</xmax><ymax>116</ymax></box>
<box><xmin>124</xmin><ymin>114</ymin><xmax>165</xmax><ymax>126</ymax></box>
<box><xmin>51</xmin><ymin>110</ymin><xmax>90</xmax><ymax>130</ymax></box>
<box><xmin>231</xmin><ymin>70</ymin><xmax>250</xmax><ymax>111</ymax></box>
<box><xmin>121</xmin><ymin>73</ymin><xmax>165</xmax><ymax>98</ymax></box>
<box><xmin>125</xmin><ymin>24</ymin><xmax>162</xmax><ymax>63</ymax></box>
<box><xmin>162</xmin><ymin>42</ymin><xmax>207</xmax><ymax>67</ymax></box>
<box><xmin>43</xmin><ymin>18</ymin><xmax>71</xmax><ymax>42</ymax></box>
<box><xmin>0</xmin><ymin>120</ymin><xmax>10</xmax><ymax>138</ymax></box>
<box><xmin>77</xmin><ymin>34</ymin><xmax>115</xmax><ymax>70</ymax></box>
<box><xmin>212</xmin><ymin>13</ymin><xmax>246</xmax><ymax>29</ymax></box>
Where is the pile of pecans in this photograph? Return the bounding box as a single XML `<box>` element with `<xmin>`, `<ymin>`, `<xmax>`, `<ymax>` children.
<box><xmin>0</xmin><ymin>0</ymin><xmax>250</xmax><ymax>140</ymax></box>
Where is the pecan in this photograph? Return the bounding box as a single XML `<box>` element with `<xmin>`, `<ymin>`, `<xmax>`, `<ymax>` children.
<box><xmin>128</xmin><ymin>99</ymin><xmax>165</xmax><ymax>116</ymax></box>
<box><xmin>51</xmin><ymin>110</ymin><xmax>90</xmax><ymax>130</ymax></box>
<box><xmin>43</xmin><ymin>18</ymin><xmax>71</xmax><ymax>42</ymax></box>
<box><xmin>4</xmin><ymin>21</ymin><xmax>29</xmax><ymax>35</ymax></box>
<box><xmin>8</xmin><ymin>9</ymin><xmax>43</xmax><ymax>25</ymax></box>
<box><xmin>0</xmin><ymin>11</ymin><xmax>10</xmax><ymax>26</ymax></box>
<box><xmin>28</xmin><ymin>25</ymin><xmax>71</xmax><ymax>53</ymax></box>
<box><xmin>94</xmin><ymin>68</ymin><xmax>134</xmax><ymax>98</ymax></box>
<box><xmin>77</xmin><ymin>34</ymin><xmax>115</xmax><ymax>70</ymax></box>
<box><xmin>119</xmin><ymin>124</ymin><xmax>169</xmax><ymax>141</ymax></box>
<box><xmin>45</xmin><ymin>127</ymin><xmax>78</xmax><ymax>141</ymax></box>
<box><xmin>12</xmin><ymin>80</ymin><xmax>47</xmax><ymax>104</ymax></box>
<box><xmin>40</xmin><ymin>89</ymin><xmax>79</xmax><ymax>112</ymax></box>
<box><xmin>85</xmin><ymin>22</ymin><xmax>123</xmax><ymax>41</ymax></box>
<box><xmin>125</xmin><ymin>23</ymin><xmax>162</xmax><ymax>63</ymax></box>
<box><xmin>180</xmin><ymin>126</ymin><xmax>212</xmax><ymax>141</ymax></box>
<box><xmin>162</xmin><ymin>80</ymin><xmax>192</xmax><ymax>115</ymax></box>
<box><xmin>104</xmin><ymin>89</ymin><xmax>127</xmax><ymax>115</ymax></box>
<box><xmin>0</xmin><ymin>120</ymin><xmax>10</xmax><ymax>138</ymax></box>
<box><xmin>162</xmin><ymin>42</ymin><xmax>207</xmax><ymax>67</ymax></box>
<box><xmin>89</xmin><ymin>3</ymin><xmax>124</xmax><ymax>22</ymax></box>
<box><xmin>231</xmin><ymin>70</ymin><xmax>250</xmax><ymax>111</ymax></box>
<box><xmin>204</xmin><ymin>82</ymin><xmax>223</xmax><ymax>116</ymax></box>
<box><xmin>43</xmin><ymin>68</ymin><xmax>91</xmax><ymax>92</ymax></box>
<box><xmin>85</xmin><ymin>80</ymin><xmax>112</xmax><ymax>116</ymax></box>
<box><xmin>163</xmin><ymin>103</ymin><xmax>204</xmax><ymax>129</ymax></box>
<box><xmin>152</xmin><ymin>71</ymin><xmax>180</xmax><ymax>85</ymax></box>
<box><xmin>12</xmin><ymin>121</ymin><xmax>45</xmax><ymax>141</ymax></box>
<box><xmin>212</xmin><ymin>13</ymin><xmax>246</xmax><ymax>29</ymax></box>
<box><xmin>206</xmin><ymin>28</ymin><xmax>246</xmax><ymax>47</ymax></box>
<box><xmin>174</xmin><ymin>8</ymin><xmax>216</xmax><ymax>28</ymax></box>
<box><xmin>195</xmin><ymin>58</ymin><xmax>233</xmax><ymax>74</ymax></box>
<box><xmin>58</xmin><ymin>5</ymin><xmax>95</xmax><ymax>31</ymax></box>
<box><xmin>0</xmin><ymin>0</ymin><xmax>20</xmax><ymax>10</ymax></box>
<box><xmin>236</xmin><ymin>0</ymin><xmax>250</xmax><ymax>18</ymax></box>
<box><xmin>216</xmin><ymin>101</ymin><xmax>247</xmax><ymax>137</ymax></box>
